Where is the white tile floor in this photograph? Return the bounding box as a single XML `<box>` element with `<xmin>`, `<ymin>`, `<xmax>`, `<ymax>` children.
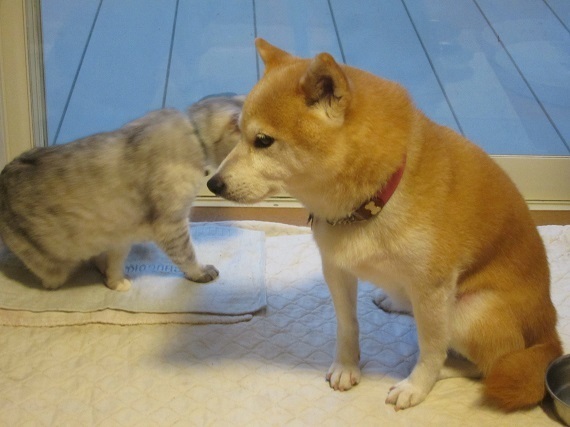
<box><xmin>42</xmin><ymin>0</ymin><xmax>570</xmax><ymax>155</ymax></box>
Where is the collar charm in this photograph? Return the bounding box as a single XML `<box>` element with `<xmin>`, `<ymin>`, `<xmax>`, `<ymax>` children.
<box><xmin>309</xmin><ymin>156</ymin><xmax>406</xmax><ymax>227</ymax></box>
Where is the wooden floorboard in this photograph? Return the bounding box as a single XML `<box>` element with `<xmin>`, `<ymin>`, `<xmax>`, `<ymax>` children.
<box><xmin>547</xmin><ymin>0</ymin><xmax>570</xmax><ymax>28</ymax></box>
<box><xmin>330</xmin><ymin>0</ymin><xmax>460</xmax><ymax>131</ymax></box>
<box><xmin>476</xmin><ymin>0</ymin><xmax>570</xmax><ymax>149</ymax></box>
<box><xmin>404</xmin><ymin>0</ymin><xmax>567</xmax><ymax>155</ymax></box>
<box><xmin>42</xmin><ymin>0</ymin><xmax>570</xmax><ymax>159</ymax></box>
<box><xmin>55</xmin><ymin>0</ymin><xmax>177</xmax><ymax>143</ymax></box>
<box><xmin>254</xmin><ymin>0</ymin><xmax>342</xmax><ymax>59</ymax></box>
<box><xmin>165</xmin><ymin>0</ymin><xmax>257</xmax><ymax>110</ymax></box>
<box><xmin>41</xmin><ymin>0</ymin><xmax>100</xmax><ymax>144</ymax></box>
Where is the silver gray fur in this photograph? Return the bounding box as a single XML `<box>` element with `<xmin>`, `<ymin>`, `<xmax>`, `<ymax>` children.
<box><xmin>0</xmin><ymin>95</ymin><xmax>244</xmax><ymax>291</ymax></box>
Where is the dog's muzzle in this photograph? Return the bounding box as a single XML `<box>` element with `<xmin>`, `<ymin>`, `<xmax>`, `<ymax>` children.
<box><xmin>206</xmin><ymin>174</ymin><xmax>226</xmax><ymax>196</ymax></box>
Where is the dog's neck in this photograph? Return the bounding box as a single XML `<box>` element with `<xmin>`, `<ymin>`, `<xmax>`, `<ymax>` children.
<box><xmin>310</xmin><ymin>156</ymin><xmax>406</xmax><ymax>226</ymax></box>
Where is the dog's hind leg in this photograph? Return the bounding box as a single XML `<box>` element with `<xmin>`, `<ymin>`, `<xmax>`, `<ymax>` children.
<box><xmin>449</xmin><ymin>291</ymin><xmax>526</xmax><ymax>377</ymax></box>
<box><xmin>451</xmin><ymin>291</ymin><xmax>558</xmax><ymax>410</ymax></box>
<box><xmin>439</xmin><ymin>353</ymin><xmax>482</xmax><ymax>380</ymax></box>
<box><xmin>1</xmin><ymin>229</ymin><xmax>76</xmax><ymax>289</ymax></box>
<box><xmin>373</xmin><ymin>288</ymin><xmax>413</xmax><ymax>315</ymax></box>
<box><xmin>23</xmin><ymin>252</ymin><xmax>75</xmax><ymax>289</ymax></box>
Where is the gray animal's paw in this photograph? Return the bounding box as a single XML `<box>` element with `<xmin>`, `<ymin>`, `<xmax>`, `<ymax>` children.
<box><xmin>186</xmin><ymin>264</ymin><xmax>219</xmax><ymax>283</ymax></box>
<box><xmin>106</xmin><ymin>277</ymin><xmax>132</xmax><ymax>292</ymax></box>
<box><xmin>41</xmin><ymin>280</ymin><xmax>65</xmax><ymax>290</ymax></box>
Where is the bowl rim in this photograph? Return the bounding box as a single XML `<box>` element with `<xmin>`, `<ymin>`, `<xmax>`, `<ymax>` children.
<box><xmin>546</xmin><ymin>354</ymin><xmax>570</xmax><ymax>408</ymax></box>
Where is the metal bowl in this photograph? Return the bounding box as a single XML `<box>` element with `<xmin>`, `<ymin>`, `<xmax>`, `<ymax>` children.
<box><xmin>546</xmin><ymin>354</ymin><xmax>570</xmax><ymax>426</ymax></box>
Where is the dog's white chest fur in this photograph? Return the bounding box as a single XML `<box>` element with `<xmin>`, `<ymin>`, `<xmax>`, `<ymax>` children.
<box><xmin>312</xmin><ymin>219</ymin><xmax>433</xmax><ymax>296</ymax></box>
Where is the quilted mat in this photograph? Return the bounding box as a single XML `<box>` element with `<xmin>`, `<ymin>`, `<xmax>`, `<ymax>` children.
<box><xmin>0</xmin><ymin>222</ymin><xmax>568</xmax><ymax>426</ymax></box>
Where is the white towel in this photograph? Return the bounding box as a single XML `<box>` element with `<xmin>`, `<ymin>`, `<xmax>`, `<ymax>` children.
<box><xmin>0</xmin><ymin>224</ymin><xmax>266</xmax><ymax>326</ymax></box>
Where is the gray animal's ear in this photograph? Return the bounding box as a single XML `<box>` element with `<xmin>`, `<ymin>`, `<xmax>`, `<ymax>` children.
<box><xmin>228</xmin><ymin>113</ymin><xmax>240</xmax><ymax>133</ymax></box>
<box><xmin>299</xmin><ymin>53</ymin><xmax>351</xmax><ymax>122</ymax></box>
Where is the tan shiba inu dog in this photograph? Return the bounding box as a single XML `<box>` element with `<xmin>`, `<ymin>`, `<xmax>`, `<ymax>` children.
<box><xmin>207</xmin><ymin>39</ymin><xmax>562</xmax><ymax>411</ymax></box>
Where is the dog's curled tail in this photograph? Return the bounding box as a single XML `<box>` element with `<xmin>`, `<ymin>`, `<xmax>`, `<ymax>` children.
<box><xmin>484</xmin><ymin>336</ymin><xmax>563</xmax><ymax>411</ymax></box>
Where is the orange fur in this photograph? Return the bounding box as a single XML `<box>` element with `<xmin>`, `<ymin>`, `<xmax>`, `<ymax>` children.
<box><xmin>208</xmin><ymin>39</ymin><xmax>563</xmax><ymax>411</ymax></box>
<box><xmin>484</xmin><ymin>338</ymin><xmax>562</xmax><ymax>410</ymax></box>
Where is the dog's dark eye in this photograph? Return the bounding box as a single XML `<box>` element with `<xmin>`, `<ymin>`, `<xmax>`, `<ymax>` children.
<box><xmin>254</xmin><ymin>133</ymin><xmax>275</xmax><ymax>149</ymax></box>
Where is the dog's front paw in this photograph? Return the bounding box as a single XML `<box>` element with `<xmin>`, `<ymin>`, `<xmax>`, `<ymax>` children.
<box><xmin>385</xmin><ymin>378</ymin><xmax>428</xmax><ymax>410</ymax></box>
<box><xmin>326</xmin><ymin>363</ymin><xmax>361</xmax><ymax>391</ymax></box>
<box><xmin>186</xmin><ymin>264</ymin><xmax>219</xmax><ymax>283</ymax></box>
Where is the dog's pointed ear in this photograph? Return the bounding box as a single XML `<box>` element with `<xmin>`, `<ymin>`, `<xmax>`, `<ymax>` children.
<box><xmin>299</xmin><ymin>53</ymin><xmax>351</xmax><ymax>122</ymax></box>
<box><xmin>255</xmin><ymin>38</ymin><xmax>293</xmax><ymax>72</ymax></box>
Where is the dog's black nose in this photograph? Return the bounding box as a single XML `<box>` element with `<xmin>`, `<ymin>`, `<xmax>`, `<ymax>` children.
<box><xmin>207</xmin><ymin>174</ymin><xmax>226</xmax><ymax>195</ymax></box>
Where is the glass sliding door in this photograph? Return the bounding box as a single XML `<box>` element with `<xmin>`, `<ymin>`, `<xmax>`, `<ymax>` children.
<box><xmin>1</xmin><ymin>0</ymin><xmax>569</xmax><ymax>208</ymax></box>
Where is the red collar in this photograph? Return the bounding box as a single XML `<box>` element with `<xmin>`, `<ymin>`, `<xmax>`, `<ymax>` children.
<box><xmin>326</xmin><ymin>155</ymin><xmax>406</xmax><ymax>226</ymax></box>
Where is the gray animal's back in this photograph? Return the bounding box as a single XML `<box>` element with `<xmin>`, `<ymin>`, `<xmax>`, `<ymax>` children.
<box><xmin>0</xmin><ymin>109</ymin><xmax>203</xmax><ymax>261</ymax></box>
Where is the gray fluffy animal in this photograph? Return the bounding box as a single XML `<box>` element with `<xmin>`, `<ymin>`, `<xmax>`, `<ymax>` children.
<box><xmin>0</xmin><ymin>95</ymin><xmax>244</xmax><ymax>291</ymax></box>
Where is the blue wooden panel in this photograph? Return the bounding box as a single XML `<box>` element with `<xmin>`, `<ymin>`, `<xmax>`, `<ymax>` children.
<box><xmin>55</xmin><ymin>0</ymin><xmax>176</xmax><ymax>144</ymax></box>
<box><xmin>547</xmin><ymin>0</ymin><xmax>570</xmax><ymax>29</ymax></box>
<box><xmin>477</xmin><ymin>0</ymin><xmax>570</xmax><ymax>152</ymax></box>
<box><xmin>44</xmin><ymin>0</ymin><xmax>568</xmax><ymax>155</ymax></box>
<box><xmin>165</xmin><ymin>0</ymin><xmax>256</xmax><ymax>110</ymax></box>
<box><xmin>255</xmin><ymin>0</ymin><xmax>342</xmax><ymax>62</ymax></box>
<box><xmin>404</xmin><ymin>0</ymin><xmax>567</xmax><ymax>155</ymax></box>
<box><xmin>330</xmin><ymin>0</ymin><xmax>459</xmax><ymax>132</ymax></box>
<box><xmin>41</xmin><ymin>0</ymin><xmax>100</xmax><ymax>145</ymax></box>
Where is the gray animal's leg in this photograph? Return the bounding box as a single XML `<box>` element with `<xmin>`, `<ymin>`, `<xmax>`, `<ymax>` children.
<box><xmin>26</xmin><ymin>256</ymin><xmax>75</xmax><ymax>290</ymax></box>
<box><xmin>154</xmin><ymin>220</ymin><xmax>218</xmax><ymax>283</ymax></box>
<box><xmin>96</xmin><ymin>245</ymin><xmax>131</xmax><ymax>291</ymax></box>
